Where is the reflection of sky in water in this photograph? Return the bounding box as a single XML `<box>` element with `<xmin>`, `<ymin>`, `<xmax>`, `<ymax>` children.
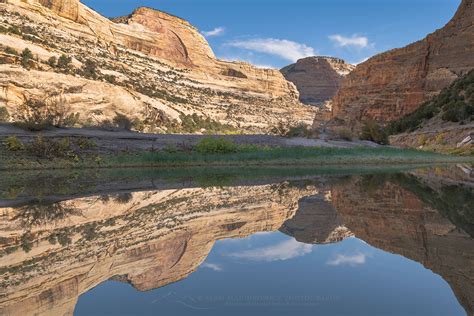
<box><xmin>75</xmin><ymin>233</ymin><xmax>465</xmax><ymax>316</ymax></box>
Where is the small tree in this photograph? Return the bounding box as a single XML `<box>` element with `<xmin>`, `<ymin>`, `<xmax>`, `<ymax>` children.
<box><xmin>0</xmin><ymin>107</ymin><xmax>9</xmax><ymax>122</ymax></box>
<box><xmin>57</xmin><ymin>54</ymin><xmax>72</xmax><ymax>70</ymax></box>
<box><xmin>113</xmin><ymin>113</ymin><xmax>133</xmax><ymax>130</ymax></box>
<box><xmin>360</xmin><ymin>120</ymin><xmax>389</xmax><ymax>145</ymax></box>
<box><xmin>14</xmin><ymin>95</ymin><xmax>79</xmax><ymax>131</ymax></box>
<box><xmin>47</xmin><ymin>56</ymin><xmax>57</xmax><ymax>68</ymax></box>
<box><xmin>20</xmin><ymin>48</ymin><xmax>33</xmax><ymax>68</ymax></box>
<box><xmin>82</xmin><ymin>58</ymin><xmax>98</xmax><ymax>79</ymax></box>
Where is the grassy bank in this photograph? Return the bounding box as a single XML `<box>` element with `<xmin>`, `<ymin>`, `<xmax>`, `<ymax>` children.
<box><xmin>104</xmin><ymin>146</ymin><xmax>472</xmax><ymax>168</ymax></box>
<box><xmin>0</xmin><ymin>136</ymin><xmax>472</xmax><ymax>170</ymax></box>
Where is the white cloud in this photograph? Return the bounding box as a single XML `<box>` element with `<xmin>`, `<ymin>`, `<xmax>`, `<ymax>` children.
<box><xmin>219</xmin><ymin>55</ymin><xmax>276</xmax><ymax>69</ymax></box>
<box><xmin>327</xmin><ymin>252</ymin><xmax>369</xmax><ymax>266</ymax></box>
<box><xmin>202</xmin><ymin>27</ymin><xmax>225</xmax><ymax>37</ymax></box>
<box><xmin>226</xmin><ymin>38</ymin><xmax>316</xmax><ymax>62</ymax></box>
<box><xmin>227</xmin><ymin>239</ymin><xmax>313</xmax><ymax>262</ymax></box>
<box><xmin>329</xmin><ymin>34</ymin><xmax>370</xmax><ymax>48</ymax></box>
<box><xmin>201</xmin><ymin>262</ymin><xmax>223</xmax><ymax>271</ymax></box>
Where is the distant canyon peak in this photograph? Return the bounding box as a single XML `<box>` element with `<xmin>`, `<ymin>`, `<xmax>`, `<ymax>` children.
<box><xmin>281</xmin><ymin>56</ymin><xmax>355</xmax><ymax>106</ymax></box>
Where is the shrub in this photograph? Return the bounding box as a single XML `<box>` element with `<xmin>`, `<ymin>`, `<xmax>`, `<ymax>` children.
<box><xmin>14</xmin><ymin>95</ymin><xmax>79</xmax><ymax>131</ymax></box>
<box><xmin>112</xmin><ymin>113</ymin><xmax>133</xmax><ymax>130</ymax></box>
<box><xmin>335</xmin><ymin>128</ymin><xmax>353</xmax><ymax>141</ymax></box>
<box><xmin>57</xmin><ymin>54</ymin><xmax>72</xmax><ymax>69</ymax></box>
<box><xmin>3</xmin><ymin>136</ymin><xmax>24</xmax><ymax>151</ymax></box>
<box><xmin>388</xmin><ymin>69</ymin><xmax>474</xmax><ymax>134</ymax></box>
<box><xmin>178</xmin><ymin>113</ymin><xmax>236</xmax><ymax>134</ymax></box>
<box><xmin>20</xmin><ymin>48</ymin><xmax>33</xmax><ymax>68</ymax></box>
<box><xmin>75</xmin><ymin>137</ymin><xmax>97</xmax><ymax>149</ymax></box>
<box><xmin>15</xmin><ymin>98</ymin><xmax>52</xmax><ymax>131</ymax></box>
<box><xmin>360</xmin><ymin>120</ymin><xmax>388</xmax><ymax>144</ymax></box>
<box><xmin>195</xmin><ymin>137</ymin><xmax>238</xmax><ymax>154</ymax></box>
<box><xmin>26</xmin><ymin>136</ymin><xmax>72</xmax><ymax>159</ymax></box>
<box><xmin>441</xmin><ymin>101</ymin><xmax>473</xmax><ymax>122</ymax></box>
<box><xmin>0</xmin><ymin>106</ymin><xmax>9</xmax><ymax>122</ymax></box>
<box><xmin>103</xmin><ymin>74</ymin><xmax>116</xmax><ymax>84</ymax></box>
<box><xmin>4</xmin><ymin>47</ymin><xmax>17</xmax><ymax>55</ymax></box>
<box><xmin>47</xmin><ymin>56</ymin><xmax>57</xmax><ymax>68</ymax></box>
<box><xmin>8</xmin><ymin>25</ymin><xmax>21</xmax><ymax>35</ymax></box>
<box><xmin>82</xmin><ymin>58</ymin><xmax>98</xmax><ymax>79</ymax></box>
<box><xmin>132</xmin><ymin>118</ymin><xmax>145</xmax><ymax>132</ymax></box>
<box><xmin>285</xmin><ymin>123</ymin><xmax>312</xmax><ymax>138</ymax></box>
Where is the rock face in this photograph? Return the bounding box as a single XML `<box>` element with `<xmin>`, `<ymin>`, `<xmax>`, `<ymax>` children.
<box><xmin>329</xmin><ymin>0</ymin><xmax>474</xmax><ymax>130</ymax></box>
<box><xmin>0</xmin><ymin>0</ymin><xmax>316</xmax><ymax>134</ymax></box>
<box><xmin>281</xmin><ymin>57</ymin><xmax>354</xmax><ymax>106</ymax></box>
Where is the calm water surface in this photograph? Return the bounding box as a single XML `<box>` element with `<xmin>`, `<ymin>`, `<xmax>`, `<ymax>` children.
<box><xmin>0</xmin><ymin>165</ymin><xmax>472</xmax><ymax>315</ymax></box>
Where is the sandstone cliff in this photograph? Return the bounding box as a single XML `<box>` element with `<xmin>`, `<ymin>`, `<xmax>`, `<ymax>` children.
<box><xmin>328</xmin><ymin>0</ymin><xmax>474</xmax><ymax>130</ymax></box>
<box><xmin>281</xmin><ymin>57</ymin><xmax>354</xmax><ymax>106</ymax></box>
<box><xmin>0</xmin><ymin>0</ymin><xmax>316</xmax><ymax>134</ymax></box>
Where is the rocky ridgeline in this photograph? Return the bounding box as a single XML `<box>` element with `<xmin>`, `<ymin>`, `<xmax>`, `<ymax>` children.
<box><xmin>329</xmin><ymin>0</ymin><xmax>474</xmax><ymax>131</ymax></box>
<box><xmin>0</xmin><ymin>0</ymin><xmax>317</xmax><ymax>134</ymax></box>
<box><xmin>281</xmin><ymin>56</ymin><xmax>354</xmax><ymax>106</ymax></box>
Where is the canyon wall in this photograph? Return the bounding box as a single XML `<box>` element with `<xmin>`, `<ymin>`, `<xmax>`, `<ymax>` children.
<box><xmin>281</xmin><ymin>57</ymin><xmax>354</xmax><ymax>106</ymax></box>
<box><xmin>329</xmin><ymin>0</ymin><xmax>474</xmax><ymax>130</ymax></box>
<box><xmin>0</xmin><ymin>0</ymin><xmax>315</xmax><ymax>133</ymax></box>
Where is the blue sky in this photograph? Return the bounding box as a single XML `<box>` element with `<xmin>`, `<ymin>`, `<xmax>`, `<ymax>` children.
<box><xmin>82</xmin><ymin>0</ymin><xmax>461</xmax><ymax>68</ymax></box>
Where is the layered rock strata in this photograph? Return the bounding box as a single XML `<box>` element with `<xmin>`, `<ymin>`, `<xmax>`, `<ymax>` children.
<box><xmin>328</xmin><ymin>0</ymin><xmax>474</xmax><ymax>130</ymax></box>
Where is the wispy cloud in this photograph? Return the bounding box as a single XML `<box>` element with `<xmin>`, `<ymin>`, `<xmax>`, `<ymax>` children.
<box><xmin>327</xmin><ymin>252</ymin><xmax>369</xmax><ymax>266</ymax></box>
<box><xmin>202</xmin><ymin>27</ymin><xmax>225</xmax><ymax>37</ymax></box>
<box><xmin>201</xmin><ymin>262</ymin><xmax>223</xmax><ymax>271</ymax></box>
<box><xmin>227</xmin><ymin>239</ymin><xmax>313</xmax><ymax>262</ymax></box>
<box><xmin>219</xmin><ymin>55</ymin><xmax>275</xmax><ymax>69</ymax></box>
<box><xmin>226</xmin><ymin>38</ymin><xmax>316</xmax><ymax>62</ymax></box>
<box><xmin>329</xmin><ymin>34</ymin><xmax>370</xmax><ymax>48</ymax></box>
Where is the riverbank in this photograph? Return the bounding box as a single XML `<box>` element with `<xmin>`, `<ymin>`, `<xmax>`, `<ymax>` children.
<box><xmin>1</xmin><ymin>138</ymin><xmax>472</xmax><ymax>171</ymax></box>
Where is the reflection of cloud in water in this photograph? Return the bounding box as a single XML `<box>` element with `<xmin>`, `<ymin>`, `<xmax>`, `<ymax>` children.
<box><xmin>327</xmin><ymin>252</ymin><xmax>369</xmax><ymax>266</ymax></box>
<box><xmin>227</xmin><ymin>239</ymin><xmax>313</xmax><ymax>262</ymax></box>
<box><xmin>201</xmin><ymin>262</ymin><xmax>223</xmax><ymax>271</ymax></box>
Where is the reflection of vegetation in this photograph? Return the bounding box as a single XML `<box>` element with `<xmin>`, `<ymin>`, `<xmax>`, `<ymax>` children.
<box><xmin>0</xmin><ymin>165</ymin><xmax>444</xmax><ymax>203</ymax></box>
<box><xmin>392</xmin><ymin>174</ymin><xmax>474</xmax><ymax>237</ymax></box>
<box><xmin>48</xmin><ymin>230</ymin><xmax>73</xmax><ymax>246</ymax></box>
<box><xmin>20</xmin><ymin>232</ymin><xmax>33</xmax><ymax>253</ymax></box>
<box><xmin>114</xmin><ymin>193</ymin><xmax>133</xmax><ymax>204</ymax></box>
<box><xmin>12</xmin><ymin>201</ymin><xmax>81</xmax><ymax>228</ymax></box>
<box><xmin>363</xmin><ymin>173</ymin><xmax>474</xmax><ymax>237</ymax></box>
<box><xmin>82</xmin><ymin>223</ymin><xmax>98</xmax><ymax>241</ymax></box>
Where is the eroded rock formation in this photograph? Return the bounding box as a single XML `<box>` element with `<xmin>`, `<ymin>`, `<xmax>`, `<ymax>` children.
<box><xmin>329</xmin><ymin>0</ymin><xmax>474</xmax><ymax>130</ymax></box>
<box><xmin>281</xmin><ymin>57</ymin><xmax>354</xmax><ymax>106</ymax></box>
<box><xmin>0</xmin><ymin>0</ymin><xmax>315</xmax><ymax>133</ymax></box>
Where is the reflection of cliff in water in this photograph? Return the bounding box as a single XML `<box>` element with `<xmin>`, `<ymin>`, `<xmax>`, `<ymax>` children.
<box><xmin>0</xmin><ymin>167</ymin><xmax>472</xmax><ymax>315</ymax></box>
<box><xmin>0</xmin><ymin>181</ymin><xmax>319</xmax><ymax>316</ymax></box>
<box><xmin>329</xmin><ymin>173</ymin><xmax>474</xmax><ymax>315</ymax></box>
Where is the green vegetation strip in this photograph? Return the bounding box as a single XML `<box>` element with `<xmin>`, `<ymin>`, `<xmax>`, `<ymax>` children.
<box><xmin>1</xmin><ymin>136</ymin><xmax>472</xmax><ymax>170</ymax></box>
<box><xmin>105</xmin><ymin>146</ymin><xmax>471</xmax><ymax>168</ymax></box>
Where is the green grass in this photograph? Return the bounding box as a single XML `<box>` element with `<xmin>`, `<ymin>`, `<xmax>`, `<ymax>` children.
<box><xmin>0</xmin><ymin>136</ymin><xmax>472</xmax><ymax>170</ymax></box>
<box><xmin>102</xmin><ymin>146</ymin><xmax>471</xmax><ymax>168</ymax></box>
